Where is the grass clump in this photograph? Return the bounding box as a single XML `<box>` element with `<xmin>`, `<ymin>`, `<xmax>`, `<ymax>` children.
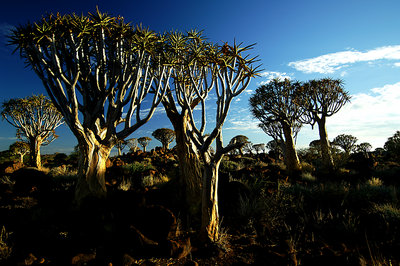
<box><xmin>0</xmin><ymin>226</ymin><xmax>12</xmax><ymax>262</ymax></box>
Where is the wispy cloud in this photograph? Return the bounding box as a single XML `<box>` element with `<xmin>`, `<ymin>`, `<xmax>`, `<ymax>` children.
<box><xmin>289</xmin><ymin>45</ymin><xmax>400</xmax><ymax>74</ymax></box>
<box><xmin>258</xmin><ymin>71</ymin><xmax>292</xmax><ymax>86</ymax></box>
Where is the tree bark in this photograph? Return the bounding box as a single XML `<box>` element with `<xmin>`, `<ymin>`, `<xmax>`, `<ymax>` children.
<box><xmin>29</xmin><ymin>137</ymin><xmax>42</xmax><ymax>169</ymax></box>
<box><xmin>317</xmin><ymin>117</ymin><xmax>334</xmax><ymax>170</ymax></box>
<box><xmin>200</xmin><ymin>159</ymin><xmax>221</xmax><ymax>242</ymax></box>
<box><xmin>74</xmin><ymin>135</ymin><xmax>112</xmax><ymax>204</ymax></box>
<box><xmin>164</xmin><ymin>107</ymin><xmax>203</xmax><ymax>216</ymax></box>
<box><xmin>282</xmin><ymin>123</ymin><xmax>301</xmax><ymax>174</ymax></box>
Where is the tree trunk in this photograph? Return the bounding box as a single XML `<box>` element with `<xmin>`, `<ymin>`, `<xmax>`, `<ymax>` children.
<box><xmin>200</xmin><ymin>159</ymin><xmax>221</xmax><ymax>242</ymax></box>
<box><xmin>165</xmin><ymin>109</ymin><xmax>203</xmax><ymax>216</ymax></box>
<box><xmin>282</xmin><ymin>123</ymin><xmax>301</xmax><ymax>174</ymax></box>
<box><xmin>20</xmin><ymin>153</ymin><xmax>24</xmax><ymax>163</ymax></box>
<box><xmin>29</xmin><ymin>137</ymin><xmax>42</xmax><ymax>169</ymax></box>
<box><xmin>117</xmin><ymin>147</ymin><xmax>122</xmax><ymax>156</ymax></box>
<box><xmin>317</xmin><ymin>117</ymin><xmax>334</xmax><ymax>170</ymax></box>
<box><xmin>74</xmin><ymin>136</ymin><xmax>112</xmax><ymax>205</ymax></box>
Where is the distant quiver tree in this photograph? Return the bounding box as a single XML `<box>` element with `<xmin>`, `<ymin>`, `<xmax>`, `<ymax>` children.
<box><xmin>299</xmin><ymin>79</ymin><xmax>351</xmax><ymax>170</ymax></box>
<box><xmin>250</xmin><ymin>78</ymin><xmax>304</xmax><ymax>174</ymax></box>
<box><xmin>9</xmin><ymin>141</ymin><xmax>30</xmax><ymax>163</ymax></box>
<box><xmin>152</xmin><ymin>128</ymin><xmax>175</xmax><ymax>150</ymax></box>
<box><xmin>1</xmin><ymin>95</ymin><xmax>63</xmax><ymax>168</ymax></box>
<box><xmin>138</xmin><ymin>137</ymin><xmax>152</xmax><ymax>152</ymax></box>
<box><xmin>9</xmin><ymin>9</ymin><xmax>172</xmax><ymax>203</ymax></box>
<box><xmin>333</xmin><ymin>134</ymin><xmax>358</xmax><ymax>155</ymax></box>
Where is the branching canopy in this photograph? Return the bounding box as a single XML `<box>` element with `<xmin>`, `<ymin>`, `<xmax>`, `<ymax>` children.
<box><xmin>9</xmin><ymin>9</ymin><xmax>172</xmax><ymax>147</ymax></box>
<box><xmin>1</xmin><ymin>94</ymin><xmax>63</xmax><ymax>145</ymax></box>
<box><xmin>299</xmin><ymin>78</ymin><xmax>351</xmax><ymax>126</ymax></box>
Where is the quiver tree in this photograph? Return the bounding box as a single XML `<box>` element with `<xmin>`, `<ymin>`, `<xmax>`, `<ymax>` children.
<box><xmin>333</xmin><ymin>134</ymin><xmax>358</xmax><ymax>155</ymax></box>
<box><xmin>168</xmin><ymin>38</ymin><xmax>259</xmax><ymax>242</ymax></box>
<box><xmin>126</xmin><ymin>138</ymin><xmax>138</xmax><ymax>152</ymax></box>
<box><xmin>138</xmin><ymin>136</ymin><xmax>152</xmax><ymax>152</ymax></box>
<box><xmin>152</xmin><ymin>128</ymin><xmax>175</xmax><ymax>150</ymax></box>
<box><xmin>229</xmin><ymin>135</ymin><xmax>249</xmax><ymax>155</ymax></box>
<box><xmin>9</xmin><ymin>141</ymin><xmax>30</xmax><ymax>163</ymax></box>
<box><xmin>356</xmin><ymin>142</ymin><xmax>372</xmax><ymax>155</ymax></box>
<box><xmin>1</xmin><ymin>95</ymin><xmax>63</xmax><ymax>168</ymax></box>
<box><xmin>115</xmin><ymin>139</ymin><xmax>127</xmax><ymax>156</ymax></box>
<box><xmin>299</xmin><ymin>79</ymin><xmax>351</xmax><ymax>170</ymax></box>
<box><xmin>9</xmin><ymin>10</ymin><xmax>172</xmax><ymax>203</ymax></box>
<box><xmin>384</xmin><ymin>131</ymin><xmax>400</xmax><ymax>161</ymax></box>
<box><xmin>266</xmin><ymin>139</ymin><xmax>284</xmax><ymax>159</ymax></box>
<box><xmin>159</xmin><ymin>31</ymin><xmax>211</xmax><ymax>215</ymax></box>
<box><xmin>250</xmin><ymin>78</ymin><xmax>303</xmax><ymax>174</ymax></box>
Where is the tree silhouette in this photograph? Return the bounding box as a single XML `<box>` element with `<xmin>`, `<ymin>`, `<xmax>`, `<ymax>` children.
<box><xmin>9</xmin><ymin>10</ymin><xmax>172</xmax><ymax>202</ymax></box>
<box><xmin>1</xmin><ymin>95</ymin><xmax>63</xmax><ymax>168</ymax></box>
<box><xmin>333</xmin><ymin>134</ymin><xmax>358</xmax><ymax>155</ymax></box>
<box><xmin>384</xmin><ymin>131</ymin><xmax>400</xmax><ymax>160</ymax></box>
<box><xmin>152</xmin><ymin>128</ymin><xmax>175</xmax><ymax>150</ymax></box>
<box><xmin>138</xmin><ymin>137</ymin><xmax>152</xmax><ymax>152</ymax></box>
<box><xmin>356</xmin><ymin>142</ymin><xmax>372</xmax><ymax>155</ymax></box>
<box><xmin>250</xmin><ymin>78</ymin><xmax>304</xmax><ymax>174</ymax></box>
<box><xmin>299</xmin><ymin>78</ymin><xmax>351</xmax><ymax>170</ymax></box>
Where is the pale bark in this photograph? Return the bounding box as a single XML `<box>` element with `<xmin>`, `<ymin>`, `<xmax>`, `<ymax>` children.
<box><xmin>317</xmin><ymin>117</ymin><xmax>334</xmax><ymax>170</ymax></box>
<box><xmin>282</xmin><ymin>123</ymin><xmax>301</xmax><ymax>173</ymax></box>
<box><xmin>164</xmin><ymin>106</ymin><xmax>202</xmax><ymax>214</ymax></box>
<box><xmin>200</xmin><ymin>159</ymin><xmax>221</xmax><ymax>242</ymax></box>
<box><xmin>29</xmin><ymin>137</ymin><xmax>42</xmax><ymax>169</ymax></box>
<box><xmin>74</xmin><ymin>135</ymin><xmax>112</xmax><ymax>204</ymax></box>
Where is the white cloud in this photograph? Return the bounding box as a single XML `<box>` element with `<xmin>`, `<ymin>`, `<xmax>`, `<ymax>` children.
<box><xmin>289</xmin><ymin>45</ymin><xmax>400</xmax><ymax>74</ymax></box>
<box><xmin>325</xmin><ymin>81</ymin><xmax>400</xmax><ymax>148</ymax></box>
<box><xmin>258</xmin><ymin>71</ymin><xmax>292</xmax><ymax>86</ymax></box>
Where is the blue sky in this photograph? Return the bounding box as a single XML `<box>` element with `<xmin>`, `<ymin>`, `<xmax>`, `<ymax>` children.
<box><xmin>1</xmin><ymin>0</ymin><xmax>400</xmax><ymax>155</ymax></box>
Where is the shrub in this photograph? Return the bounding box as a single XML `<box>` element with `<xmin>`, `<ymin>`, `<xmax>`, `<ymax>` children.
<box><xmin>0</xmin><ymin>226</ymin><xmax>12</xmax><ymax>262</ymax></box>
<box><xmin>220</xmin><ymin>159</ymin><xmax>242</xmax><ymax>172</ymax></box>
<box><xmin>123</xmin><ymin>161</ymin><xmax>155</xmax><ymax>175</ymax></box>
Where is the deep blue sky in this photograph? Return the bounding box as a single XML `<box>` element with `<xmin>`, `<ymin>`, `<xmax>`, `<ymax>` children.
<box><xmin>1</xmin><ymin>0</ymin><xmax>400</xmax><ymax>154</ymax></box>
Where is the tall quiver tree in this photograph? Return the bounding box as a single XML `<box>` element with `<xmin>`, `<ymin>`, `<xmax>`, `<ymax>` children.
<box><xmin>9</xmin><ymin>10</ymin><xmax>171</xmax><ymax>203</ymax></box>
<box><xmin>152</xmin><ymin>128</ymin><xmax>175</xmax><ymax>150</ymax></box>
<box><xmin>250</xmin><ymin>78</ymin><xmax>303</xmax><ymax>174</ymax></box>
<box><xmin>159</xmin><ymin>31</ymin><xmax>209</xmax><ymax>215</ymax></box>
<box><xmin>299</xmin><ymin>79</ymin><xmax>351</xmax><ymax>170</ymax></box>
<box><xmin>169</xmin><ymin>38</ymin><xmax>259</xmax><ymax>242</ymax></box>
<box><xmin>1</xmin><ymin>95</ymin><xmax>63</xmax><ymax>168</ymax></box>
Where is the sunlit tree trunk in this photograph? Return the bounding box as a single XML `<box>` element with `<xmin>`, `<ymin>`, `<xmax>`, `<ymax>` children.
<box><xmin>317</xmin><ymin>117</ymin><xmax>334</xmax><ymax>170</ymax></box>
<box><xmin>282</xmin><ymin>123</ymin><xmax>301</xmax><ymax>174</ymax></box>
<box><xmin>29</xmin><ymin>137</ymin><xmax>42</xmax><ymax>169</ymax></box>
<box><xmin>200</xmin><ymin>158</ymin><xmax>221</xmax><ymax>242</ymax></box>
<box><xmin>74</xmin><ymin>133</ymin><xmax>112</xmax><ymax>204</ymax></box>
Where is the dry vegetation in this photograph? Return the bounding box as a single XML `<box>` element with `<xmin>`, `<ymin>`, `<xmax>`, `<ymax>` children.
<box><xmin>0</xmin><ymin>146</ymin><xmax>400</xmax><ymax>265</ymax></box>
